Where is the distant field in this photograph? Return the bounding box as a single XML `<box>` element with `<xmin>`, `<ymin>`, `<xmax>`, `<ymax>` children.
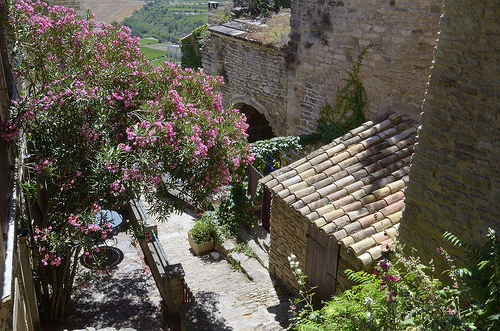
<box><xmin>84</xmin><ymin>0</ymin><xmax>145</xmax><ymax>24</ymax></box>
<box><xmin>139</xmin><ymin>46</ymin><xmax>167</xmax><ymax>60</ymax></box>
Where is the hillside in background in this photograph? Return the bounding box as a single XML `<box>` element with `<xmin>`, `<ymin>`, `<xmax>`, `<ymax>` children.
<box><xmin>84</xmin><ymin>0</ymin><xmax>145</xmax><ymax>25</ymax></box>
<box><xmin>122</xmin><ymin>1</ymin><xmax>209</xmax><ymax>43</ymax></box>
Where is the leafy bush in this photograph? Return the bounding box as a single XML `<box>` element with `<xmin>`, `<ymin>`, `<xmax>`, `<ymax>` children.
<box><xmin>251</xmin><ymin>135</ymin><xmax>303</xmax><ymax>176</ymax></box>
<box><xmin>289</xmin><ymin>229</ymin><xmax>500</xmax><ymax>330</ymax></box>
<box><xmin>189</xmin><ymin>211</ymin><xmax>217</xmax><ymax>244</ymax></box>
<box><xmin>180</xmin><ymin>23</ymin><xmax>208</xmax><ymax>69</ymax></box>
<box><xmin>244</xmin><ymin>0</ymin><xmax>291</xmax><ymax>17</ymax></box>
<box><xmin>3</xmin><ymin>0</ymin><xmax>253</xmax><ymax>321</ymax></box>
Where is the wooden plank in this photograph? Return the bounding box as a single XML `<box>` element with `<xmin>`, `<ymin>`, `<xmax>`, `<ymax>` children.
<box><xmin>305</xmin><ymin>224</ymin><xmax>340</xmax><ymax>306</ymax></box>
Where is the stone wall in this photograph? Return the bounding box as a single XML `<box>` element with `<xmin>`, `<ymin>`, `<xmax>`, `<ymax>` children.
<box><xmin>268</xmin><ymin>197</ymin><xmax>308</xmax><ymax>293</ymax></box>
<box><xmin>399</xmin><ymin>0</ymin><xmax>500</xmax><ymax>269</ymax></box>
<box><xmin>202</xmin><ymin>32</ymin><xmax>289</xmax><ymax>136</ymax></box>
<box><xmin>286</xmin><ymin>0</ymin><xmax>443</xmax><ymax>134</ymax></box>
<box><xmin>269</xmin><ymin>195</ymin><xmax>372</xmax><ymax>294</ymax></box>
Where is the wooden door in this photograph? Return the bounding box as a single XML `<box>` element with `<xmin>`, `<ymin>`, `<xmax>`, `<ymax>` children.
<box><xmin>305</xmin><ymin>224</ymin><xmax>340</xmax><ymax>306</ymax></box>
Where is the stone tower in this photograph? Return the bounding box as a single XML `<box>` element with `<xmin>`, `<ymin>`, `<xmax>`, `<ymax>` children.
<box><xmin>399</xmin><ymin>0</ymin><xmax>500</xmax><ymax>266</ymax></box>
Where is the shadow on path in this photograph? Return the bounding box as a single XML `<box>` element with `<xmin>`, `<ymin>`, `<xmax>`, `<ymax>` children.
<box><xmin>54</xmin><ymin>270</ymin><xmax>179</xmax><ymax>331</ymax></box>
<box><xmin>195</xmin><ymin>291</ymin><xmax>233</xmax><ymax>331</ymax></box>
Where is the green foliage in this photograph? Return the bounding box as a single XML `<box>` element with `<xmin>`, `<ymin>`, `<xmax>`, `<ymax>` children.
<box><xmin>180</xmin><ymin>23</ymin><xmax>208</xmax><ymax>69</ymax></box>
<box><xmin>244</xmin><ymin>0</ymin><xmax>291</xmax><ymax>17</ymax></box>
<box><xmin>301</xmin><ymin>48</ymin><xmax>368</xmax><ymax>146</ymax></box>
<box><xmin>189</xmin><ymin>211</ymin><xmax>217</xmax><ymax>244</ymax></box>
<box><xmin>122</xmin><ymin>2</ymin><xmax>207</xmax><ymax>43</ymax></box>
<box><xmin>215</xmin><ymin>178</ymin><xmax>257</xmax><ymax>235</ymax></box>
<box><xmin>213</xmin><ymin>8</ymin><xmax>232</xmax><ymax>24</ymax></box>
<box><xmin>251</xmin><ymin>135</ymin><xmax>303</xmax><ymax>175</ymax></box>
<box><xmin>139</xmin><ymin>46</ymin><xmax>167</xmax><ymax>60</ymax></box>
<box><xmin>289</xmin><ymin>232</ymin><xmax>500</xmax><ymax>331</ymax></box>
<box><xmin>139</xmin><ymin>37</ymin><xmax>158</xmax><ymax>46</ymax></box>
<box><xmin>444</xmin><ymin>228</ymin><xmax>500</xmax><ymax>329</ymax></box>
<box><xmin>234</xmin><ymin>240</ymin><xmax>255</xmax><ymax>258</ymax></box>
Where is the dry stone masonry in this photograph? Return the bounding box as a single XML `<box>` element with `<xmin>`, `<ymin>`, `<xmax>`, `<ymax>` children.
<box><xmin>287</xmin><ymin>0</ymin><xmax>443</xmax><ymax>134</ymax></box>
<box><xmin>399</xmin><ymin>0</ymin><xmax>500</xmax><ymax>269</ymax></box>
<box><xmin>202</xmin><ymin>24</ymin><xmax>289</xmax><ymax>136</ymax></box>
<box><xmin>203</xmin><ymin>0</ymin><xmax>443</xmax><ymax>136</ymax></box>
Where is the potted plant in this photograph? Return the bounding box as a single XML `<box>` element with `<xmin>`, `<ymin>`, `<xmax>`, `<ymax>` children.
<box><xmin>188</xmin><ymin>211</ymin><xmax>217</xmax><ymax>255</ymax></box>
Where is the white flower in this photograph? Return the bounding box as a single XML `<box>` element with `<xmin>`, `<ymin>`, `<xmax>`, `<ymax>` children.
<box><xmin>364</xmin><ymin>297</ymin><xmax>373</xmax><ymax>305</ymax></box>
<box><xmin>296</xmin><ymin>268</ymin><xmax>302</xmax><ymax>275</ymax></box>
<box><xmin>366</xmin><ymin>312</ymin><xmax>371</xmax><ymax>319</ymax></box>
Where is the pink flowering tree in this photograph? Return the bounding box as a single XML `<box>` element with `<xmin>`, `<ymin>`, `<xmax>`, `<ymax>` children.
<box><xmin>2</xmin><ymin>0</ymin><xmax>253</xmax><ymax>322</ymax></box>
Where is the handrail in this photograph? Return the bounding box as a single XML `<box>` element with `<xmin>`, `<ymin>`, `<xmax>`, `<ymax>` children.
<box><xmin>150</xmin><ymin>229</ymin><xmax>169</xmax><ymax>267</ymax></box>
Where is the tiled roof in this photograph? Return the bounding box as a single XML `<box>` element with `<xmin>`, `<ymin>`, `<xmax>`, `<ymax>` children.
<box><xmin>259</xmin><ymin>113</ymin><xmax>418</xmax><ymax>266</ymax></box>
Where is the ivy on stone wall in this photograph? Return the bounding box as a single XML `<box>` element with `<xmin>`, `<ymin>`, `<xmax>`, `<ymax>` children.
<box><xmin>180</xmin><ymin>23</ymin><xmax>208</xmax><ymax>69</ymax></box>
<box><xmin>301</xmin><ymin>48</ymin><xmax>368</xmax><ymax>145</ymax></box>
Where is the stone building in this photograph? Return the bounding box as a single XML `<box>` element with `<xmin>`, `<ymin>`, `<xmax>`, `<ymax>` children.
<box><xmin>256</xmin><ymin>0</ymin><xmax>499</xmax><ymax>301</ymax></box>
<box><xmin>398</xmin><ymin>0</ymin><xmax>500</xmax><ymax>270</ymax></box>
<box><xmin>202</xmin><ymin>0</ymin><xmax>442</xmax><ymax>136</ymax></box>
<box><xmin>260</xmin><ymin>113</ymin><xmax>417</xmax><ymax>302</ymax></box>
<box><xmin>202</xmin><ymin>20</ymin><xmax>289</xmax><ymax>139</ymax></box>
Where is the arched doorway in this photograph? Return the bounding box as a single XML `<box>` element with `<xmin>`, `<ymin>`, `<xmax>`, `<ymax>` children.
<box><xmin>237</xmin><ymin>104</ymin><xmax>275</xmax><ymax>143</ymax></box>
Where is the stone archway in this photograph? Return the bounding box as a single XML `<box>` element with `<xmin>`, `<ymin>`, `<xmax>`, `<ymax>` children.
<box><xmin>236</xmin><ymin>103</ymin><xmax>275</xmax><ymax>143</ymax></box>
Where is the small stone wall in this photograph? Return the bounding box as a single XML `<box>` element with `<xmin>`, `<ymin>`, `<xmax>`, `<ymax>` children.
<box><xmin>268</xmin><ymin>197</ymin><xmax>308</xmax><ymax>293</ymax></box>
<box><xmin>202</xmin><ymin>31</ymin><xmax>289</xmax><ymax>136</ymax></box>
<box><xmin>286</xmin><ymin>0</ymin><xmax>443</xmax><ymax>134</ymax></box>
<box><xmin>399</xmin><ymin>0</ymin><xmax>500</xmax><ymax>270</ymax></box>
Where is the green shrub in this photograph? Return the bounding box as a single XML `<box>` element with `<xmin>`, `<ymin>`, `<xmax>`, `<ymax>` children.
<box><xmin>189</xmin><ymin>211</ymin><xmax>217</xmax><ymax>244</ymax></box>
<box><xmin>289</xmin><ymin>229</ymin><xmax>500</xmax><ymax>331</ymax></box>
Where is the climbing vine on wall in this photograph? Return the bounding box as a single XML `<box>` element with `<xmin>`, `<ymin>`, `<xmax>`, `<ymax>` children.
<box><xmin>180</xmin><ymin>23</ymin><xmax>208</xmax><ymax>69</ymax></box>
<box><xmin>301</xmin><ymin>48</ymin><xmax>368</xmax><ymax>145</ymax></box>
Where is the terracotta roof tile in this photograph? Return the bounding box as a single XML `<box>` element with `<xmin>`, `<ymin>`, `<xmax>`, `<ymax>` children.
<box><xmin>277</xmin><ymin>188</ymin><xmax>291</xmax><ymax>199</ymax></box>
<box><xmin>299</xmin><ymin>168</ymin><xmax>316</xmax><ymax>180</ymax></box>
<box><xmin>324</xmin><ymin>165</ymin><xmax>344</xmax><ymax>178</ymax></box>
<box><xmin>331</xmin><ymin>215</ymin><xmax>352</xmax><ymax>232</ymax></box>
<box><xmin>344</xmin><ymin>180</ymin><xmax>365</xmax><ymax>193</ymax></box>
<box><xmin>300</xmin><ymin>191</ymin><xmax>321</xmax><ymax>205</ymax></box>
<box><xmin>330</xmin><ymin>151</ymin><xmax>351</xmax><ymax>165</ymax></box>
<box><xmin>260</xmin><ymin>113</ymin><xmax>418</xmax><ymax>266</ymax></box>
<box><xmin>359</xmin><ymin>193</ymin><xmax>377</xmax><ymax>205</ymax></box>
<box><xmin>313</xmin><ymin>160</ymin><xmax>334</xmax><ymax>173</ymax></box>
<box><xmin>305</xmin><ymin>173</ymin><xmax>328</xmax><ymax>186</ymax></box>
<box><xmin>317</xmin><ymin>183</ymin><xmax>339</xmax><ymax>198</ymax></box>
<box><xmin>275</xmin><ymin>169</ymin><xmax>298</xmax><ymax>183</ymax></box>
<box><xmin>372</xmin><ymin>217</ymin><xmax>395</xmax><ymax>233</ymax></box>
<box><xmin>322</xmin><ymin>208</ymin><xmax>346</xmax><ymax>223</ymax></box>
<box><xmin>313</xmin><ymin>177</ymin><xmax>335</xmax><ymax>190</ymax></box>
<box><xmin>326</xmin><ymin>144</ymin><xmax>347</xmax><ymax>157</ymax></box>
<box><xmin>332</xmin><ymin>194</ymin><xmax>355</xmax><ymax>209</ymax></box>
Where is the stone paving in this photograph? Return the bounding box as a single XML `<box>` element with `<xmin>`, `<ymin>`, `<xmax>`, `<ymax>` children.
<box><xmin>147</xmin><ymin>207</ymin><xmax>292</xmax><ymax>331</ymax></box>
<box><xmin>56</xmin><ymin>226</ymin><xmax>179</xmax><ymax>331</ymax></box>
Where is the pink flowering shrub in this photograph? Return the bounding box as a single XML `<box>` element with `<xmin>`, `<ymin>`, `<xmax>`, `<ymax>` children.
<box><xmin>2</xmin><ymin>0</ymin><xmax>253</xmax><ymax>321</ymax></box>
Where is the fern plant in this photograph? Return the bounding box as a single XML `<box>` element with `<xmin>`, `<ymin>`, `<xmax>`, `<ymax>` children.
<box><xmin>444</xmin><ymin>228</ymin><xmax>500</xmax><ymax>329</ymax></box>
